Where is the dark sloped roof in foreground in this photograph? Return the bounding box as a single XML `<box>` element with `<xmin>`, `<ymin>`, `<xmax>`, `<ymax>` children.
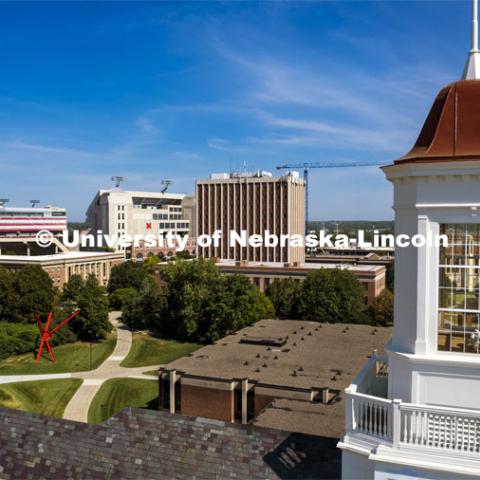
<box><xmin>0</xmin><ymin>407</ymin><xmax>340</xmax><ymax>479</ymax></box>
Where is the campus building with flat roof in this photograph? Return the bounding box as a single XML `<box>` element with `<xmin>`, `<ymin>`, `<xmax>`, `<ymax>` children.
<box><xmin>215</xmin><ymin>259</ymin><xmax>386</xmax><ymax>305</ymax></box>
<box><xmin>0</xmin><ymin>251</ymin><xmax>124</xmax><ymax>287</ymax></box>
<box><xmin>159</xmin><ymin>319</ymin><xmax>392</xmax><ymax>438</ymax></box>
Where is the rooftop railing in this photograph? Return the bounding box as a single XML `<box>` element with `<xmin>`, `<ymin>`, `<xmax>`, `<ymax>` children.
<box><xmin>345</xmin><ymin>355</ymin><xmax>480</xmax><ymax>455</ymax></box>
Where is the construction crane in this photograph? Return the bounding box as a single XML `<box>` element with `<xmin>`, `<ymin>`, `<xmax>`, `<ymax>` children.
<box><xmin>276</xmin><ymin>161</ymin><xmax>384</xmax><ymax>233</ymax></box>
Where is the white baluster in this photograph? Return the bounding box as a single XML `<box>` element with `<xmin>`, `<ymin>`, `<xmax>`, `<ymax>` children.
<box><xmin>368</xmin><ymin>402</ymin><xmax>372</xmax><ymax>434</ymax></box>
<box><xmin>402</xmin><ymin>411</ymin><xmax>408</xmax><ymax>443</ymax></box>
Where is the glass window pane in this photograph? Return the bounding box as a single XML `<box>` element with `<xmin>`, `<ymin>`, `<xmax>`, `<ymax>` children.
<box><xmin>439</xmin><ymin>311</ymin><xmax>459</xmax><ymax>329</ymax></box>
<box><xmin>453</xmin><ymin>243</ymin><xmax>465</xmax><ymax>258</ymax></box>
<box><xmin>439</xmin><ymin>267</ymin><xmax>464</xmax><ymax>288</ymax></box>
<box><xmin>440</xmin><ymin>246</ymin><xmax>465</xmax><ymax>266</ymax></box>
<box><xmin>466</xmin><ymin>290</ymin><xmax>479</xmax><ymax>310</ymax></box>
<box><xmin>465</xmin><ymin>315</ymin><xmax>480</xmax><ymax>353</ymax></box>
<box><xmin>438</xmin><ymin>224</ymin><xmax>480</xmax><ymax>354</ymax></box>
<box><xmin>465</xmin><ymin>313</ymin><xmax>479</xmax><ymax>332</ymax></box>
<box><xmin>466</xmin><ymin>224</ymin><xmax>480</xmax><ymax>244</ymax></box>
<box><xmin>466</xmin><ymin>244</ymin><xmax>480</xmax><ymax>266</ymax></box>
<box><xmin>439</xmin><ymin>289</ymin><xmax>452</xmax><ymax>309</ymax></box>
<box><xmin>451</xmin><ymin>332</ymin><xmax>465</xmax><ymax>352</ymax></box>
<box><xmin>454</xmin><ymin>225</ymin><xmax>467</xmax><ymax>245</ymax></box>
<box><xmin>439</xmin><ymin>245</ymin><xmax>452</xmax><ymax>264</ymax></box>
<box><xmin>438</xmin><ymin>332</ymin><xmax>450</xmax><ymax>351</ymax></box>
<box><xmin>465</xmin><ymin>268</ymin><xmax>480</xmax><ymax>290</ymax></box>
<box><xmin>439</xmin><ymin>289</ymin><xmax>465</xmax><ymax>309</ymax></box>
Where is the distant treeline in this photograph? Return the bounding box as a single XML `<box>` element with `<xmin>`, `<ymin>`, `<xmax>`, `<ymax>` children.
<box><xmin>307</xmin><ymin>221</ymin><xmax>394</xmax><ymax>236</ymax></box>
<box><xmin>67</xmin><ymin>222</ymin><xmax>90</xmax><ymax>231</ymax></box>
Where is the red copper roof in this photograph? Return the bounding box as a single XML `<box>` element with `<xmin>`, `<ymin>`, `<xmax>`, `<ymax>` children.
<box><xmin>396</xmin><ymin>80</ymin><xmax>480</xmax><ymax>164</ymax></box>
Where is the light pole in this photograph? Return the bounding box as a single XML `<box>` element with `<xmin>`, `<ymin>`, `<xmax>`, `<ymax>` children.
<box><xmin>333</xmin><ymin>222</ymin><xmax>340</xmax><ymax>237</ymax></box>
<box><xmin>88</xmin><ymin>329</ymin><xmax>93</xmax><ymax>371</ymax></box>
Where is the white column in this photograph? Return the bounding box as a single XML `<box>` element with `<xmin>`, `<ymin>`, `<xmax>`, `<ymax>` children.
<box><xmin>169</xmin><ymin>370</ymin><xmax>176</xmax><ymax>414</ymax></box>
<box><xmin>392</xmin><ymin>398</ymin><xmax>402</xmax><ymax>447</ymax></box>
<box><xmin>241</xmin><ymin>379</ymin><xmax>248</xmax><ymax>424</ymax></box>
<box><xmin>415</xmin><ymin>215</ymin><xmax>429</xmax><ymax>355</ymax></box>
<box><xmin>344</xmin><ymin>387</ymin><xmax>355</xmax><ymax>434</ymax></box>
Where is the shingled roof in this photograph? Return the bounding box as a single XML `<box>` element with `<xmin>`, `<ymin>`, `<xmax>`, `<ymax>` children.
<box><xmin>0</xmin><ymin>407</ymin><xmax>340</xmax><ymax>479</ymax></box>
<box><xmin>396</xmin><ymin>80</ymin><xmax>480</xmax><ymax>164</ymax></box>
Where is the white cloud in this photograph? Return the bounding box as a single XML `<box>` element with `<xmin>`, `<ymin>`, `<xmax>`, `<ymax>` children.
<box><xmin>136</xmin><ymin>116</ymin><xmax>157</xmax><ymax>134</ymax></box>
<box><xmin>173</xmin><ymin>150</ymin><xmax>202</xmax><ymax>160</ymax></box>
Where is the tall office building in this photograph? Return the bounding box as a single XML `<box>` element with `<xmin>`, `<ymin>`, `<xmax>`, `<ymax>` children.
<box><xmin>196</xmin><ymin>171</ymin><xmax>305</xmax><ymax>264</ymax></box>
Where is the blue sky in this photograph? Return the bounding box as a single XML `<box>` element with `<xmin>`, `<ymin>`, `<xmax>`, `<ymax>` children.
<box><xmin>0</xmin><ymin>1</ymin><xmax>472</xmax><ymax>221</ymax></box>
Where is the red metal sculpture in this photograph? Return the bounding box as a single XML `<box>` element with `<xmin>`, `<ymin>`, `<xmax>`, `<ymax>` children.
<box><xmin>35</xmin><ymin>310</ymin><xmax>80</xmax><ymax>363</ymax></box>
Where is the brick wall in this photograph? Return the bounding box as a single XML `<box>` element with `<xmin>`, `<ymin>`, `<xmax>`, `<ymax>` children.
<box><xmin>181</xmin><ymin>384</ymin><xmax>234</xmax><ymax>422</ymax></box>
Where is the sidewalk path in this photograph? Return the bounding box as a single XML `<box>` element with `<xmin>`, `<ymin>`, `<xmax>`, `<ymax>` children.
<box><xmin>0</xmin><ymin>311</ymin><xmax>160</xmax><ymax>423</ymax></box>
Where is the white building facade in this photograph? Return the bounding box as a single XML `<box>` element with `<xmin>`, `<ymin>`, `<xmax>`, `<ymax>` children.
<box><xmin>338</xmin><ymin>23</ymin><xmax>480</xmax><ymax>480</ymax></box>
<box><xmin>86</xmin><ymin>188</ymin><xmax>191</xmax><ymax>251</ymax></box>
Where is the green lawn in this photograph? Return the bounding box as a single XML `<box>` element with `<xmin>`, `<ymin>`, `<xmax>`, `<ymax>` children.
<box><xmin>88</xmin><ymin>378</ymin><xmax>158</xmax><ymax>424</ymax></box>
<box><xmin>0</xmin><ymin>379</ymin><xmax>82</xmax><ymax>417</ymax></box>
<box><xmin>120</xmin><ymin>333</ymin><xmax>201</xmax><ymax>368</ymax></box>
<box><xmin>0</xmin><ymin>333</ymin><xmax>116</xmax><ymax>375</ymax></box>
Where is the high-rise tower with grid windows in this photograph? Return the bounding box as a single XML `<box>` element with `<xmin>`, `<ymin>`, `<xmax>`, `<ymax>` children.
<box><xmin>195</xmin><ymin>171</ymin><xmax>305</xmax><ymax>265</ymax></box>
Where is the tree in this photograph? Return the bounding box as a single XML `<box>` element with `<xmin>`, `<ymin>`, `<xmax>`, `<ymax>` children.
<box><xmin>368</xmin><ymin>288</ymin><xmax>394</xmax><ymax>326</ymax></box>
<box><xmin>70</xmin><ymin>275</ymin><xmax>110</xmax><ymax>341</ymax></box>
<box><xmin>297</xmin><ymin>269</ymin><xmax>365</xmax><ymax>323</ymax></box>
<box><xmin>220</xmin><ymin>275</ymin><xmax>274</xmax><ymax>332</ymax></box>
<box><xmin>107</xmin><ymin>262</ymin><xmax>148</xmax><ymax>293</ymax></box>
<box><xmin>109</xmin><ymin>287</ymin><xmax>138</xmax><ymax>311</ymax></box>
<box><xmin>62</xmin><ymin>275</ymin><xmax>84</xmax><ymax>302</ymax></box>
<box><xmin>157</xmin><ymin>258</ymin><xmax>222</xmax><ymax>340</ymax></box>
<box><xmin>195</xmin><ymin>275</ymin><xmax>274</xmax><ymax>342</ymax></box>
<box><xmin>126</xmin><ymin>259</ymin><xmax>274</xmax><ymax>343</ymax></box>
<box><xmin>142</xmin><ymin>255</ymin><xmax>160</xmax><ymax>274</ymax></box>
<box><xmin>0</xmin><ymin>267</ymin><xmax>14</xmax><ymax>322</ymax></box>
<box><xmin>123</xmin><ymin>279</ymin><xmax>165</xmax><ymax>331</ymax></box>
<box><xmin>10</xmin><ymin>266</ymin><xmax>56</xmax><ymax>322</ymax></box>
<box><xmin>266</xmin><ymin>278</ymin><xmax>302</xmax><ymax>319</ymax></box>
